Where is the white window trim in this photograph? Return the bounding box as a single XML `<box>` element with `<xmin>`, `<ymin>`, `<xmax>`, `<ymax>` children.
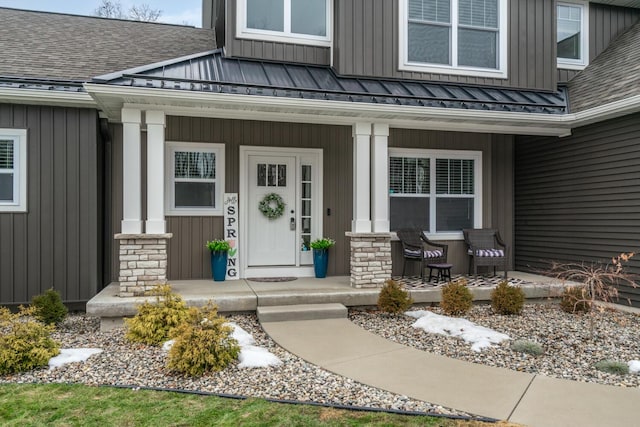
<box><xmin>236</xmin><ymin>0</ymin><xmax>333</xmax><ymax>47</ymax></box>
<box><xmin>398</xmin><ymin>0</ymin><xmax>508</xmax><ymax>79</ymax></box>
<box><xmin>389</xmin><ymin>148</ymin><xmax>482</xmax><ymax>240</ymax></box>
<box><xmin>557</xmin><ymin>0</ymin><xmax>589</xmax><ymax>70</ymax></box>
<box><xmin>165</xmin><ymin>141</ymin><xmax>225</xmax><ymax>216</ymax></box>
<box><xmin>0</xmin><ymin>129</ymin><xmax>27</xmax><ymax>213</ymax></box>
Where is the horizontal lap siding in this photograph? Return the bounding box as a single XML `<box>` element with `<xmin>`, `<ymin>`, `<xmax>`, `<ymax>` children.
<box><xmin>335</xmin><ymin>0</ymin><xmax>555</xmax><ymax>90</ymax></box>
<box><xmin>558</xmin><ymin>3</ymin><xmax>640</xmax><ymax>83</ymax></box>
<box><xmin>225</xmin><ymin>0</ymin><xmax>330</xmax><ymax>65</ymax></box>
<box><xmin>515</xmin><ymin>113</ymin><xmax>640</xmax><ymax>306</ymax></box>
<box><xmin>164</xmin><ymin>117</ymin><xmax>352</xmax><ymax>279</ymax></box>
<box><xmin>0</xmin><ymin>104</ymin><xmax>99</xmax><ymax>305</ymax></box>
<box><xmin>389</xmin><ymin>129</ymin><xmax>514</xmax><ymax>274</ymax></box>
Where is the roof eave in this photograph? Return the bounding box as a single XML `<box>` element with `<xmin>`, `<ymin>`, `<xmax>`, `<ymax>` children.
<box><xmin>84</xmin><ymin>83</ymin><xmax>573</xmax><ymax>137</ymax></box>
<box><xmin>0</xmin><ymin>87</ymin><xmax>96</xmax><ymax>108</ymax></box>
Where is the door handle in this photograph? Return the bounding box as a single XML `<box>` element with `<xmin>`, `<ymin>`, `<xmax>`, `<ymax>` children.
<box><xmin>290</xmin><ymin>217</ymin><xmax>296</xmax><ymax>230</ymax></box>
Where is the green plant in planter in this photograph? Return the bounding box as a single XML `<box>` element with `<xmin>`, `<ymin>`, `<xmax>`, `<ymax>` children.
<box><xmin>310</xmin><ymin>237</ymin><xmax>336</xmax><ymax>250</ymax></box>
<box><xmin>206</xmin><ymin>240</ymin><xmax>231</xmax><ymax>253</ymax></box>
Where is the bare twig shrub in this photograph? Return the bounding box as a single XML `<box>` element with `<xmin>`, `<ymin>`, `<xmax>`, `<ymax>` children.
<box><xmin>549</xmin><ymin>252</ymin><xmax>637</xmax><ymax>339</ymax></box>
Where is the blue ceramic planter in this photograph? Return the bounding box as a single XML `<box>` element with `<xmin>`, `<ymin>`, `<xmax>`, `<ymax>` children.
<box><xmin>313</xmin><ymin>249</ymin><xmax>329</xmax><ymax>278</ymax></box>
<box><xmin>211</xmin><ymin>251</ymin><xmax>228</xmax><ymax>281</ymax></box>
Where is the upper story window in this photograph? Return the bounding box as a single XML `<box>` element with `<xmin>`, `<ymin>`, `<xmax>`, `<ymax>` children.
<box><xmin>557</xmin><ymin>1</ymin><xmax>588</xmax><ymax>70</ymax></box>
<box><xmin>389</xmin><ymin>149</ymin><xmax>482</xmax><ymax>240</ymax></box>
<box><xmin>399</xmin><ymin>0</ymin><xmax>508</xmax><ymax>79</ymax></box>
<box><xmin>0</xmin><ymin>129</ymin><xmax>27</xmax><ymax>213</ymax></box>
<box><xmin>165</xmin><ymin>142</ymin><xmax>225</xmax><ymax>216</ymax></box>
<box><xmin>237</xmin><ymin>0</ymin><xmax>332</xmax><ymax>47</ymax></box>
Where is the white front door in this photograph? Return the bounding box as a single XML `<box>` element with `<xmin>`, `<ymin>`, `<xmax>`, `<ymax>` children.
<box><xmin>247</xmin><ymin>155</ymin><xmax>297</xmax><ymax>266</ymax></box>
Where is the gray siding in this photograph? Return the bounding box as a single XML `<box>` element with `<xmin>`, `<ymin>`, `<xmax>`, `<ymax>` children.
<box><xmin>0</xmin><ymin>104</ymin><xmax>100</xmax><ymax>305</ymax></box>
<box><xmin>335</xmin><ymin>0</ymin><xmax>556</xmax><ymax>91</ymax></box>
<box><xmin>109</xmin><ymin>118</ymin><xmax>353</xmax><ymax>281</ymax></box>
<box><xmin>225</xmin><ymin>0</ymin><xmax>330</xmax><ymax>65</ymax></box>
<box><xmin>515</xmin><ymin>113</ymin><xmax>640</xmax><ymax>306</ymax></box>
<box><xmin>558</xmin><ymin>3</ymin><xmax>640</xmax><ymax>83</ymax></box>
<box><xmin>389</xmin><ymin>129</ymin><xmax>515</xmax><ymax>274</ymax></box>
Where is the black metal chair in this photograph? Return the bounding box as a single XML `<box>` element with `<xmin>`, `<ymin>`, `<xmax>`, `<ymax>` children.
<box><xmin>396</xmin><ymin>229</ymin><xmax>448</xmax><ymax>281</ymax></box>
<box><xmin>463</xmin><ymin>228</ymin><xmax>508</xmax><ymax>278</ymax></box>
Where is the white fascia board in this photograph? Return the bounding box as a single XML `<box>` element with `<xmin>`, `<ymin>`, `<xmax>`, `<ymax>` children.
<box><xmin>84</xmin><ymin>83</ymin><xmax>574</xmax><ymax>136</ymax></box>
<box><xmin>570</xmin><ymin>95</ymin><xmax>640</xmax><ymax>128</ymax></box>
<box><xmin>0</xmin><ymin>87</ymin><xmax>96</xmax><ymax>108</ymax></box>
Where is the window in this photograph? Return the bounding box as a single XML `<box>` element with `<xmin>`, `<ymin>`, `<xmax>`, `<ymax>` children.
<box><xmin>400</xmin><ymin>0</ymin><xmax>508</xmax><ymax>78</ymax></box>
<box><xmin>237</xmin><ymin>0</ymin><xmax>331</xmax><ymax>47</ymax></box>
<box><xmin>0</xmin><ymin>129</ymin><xmax>27</xmax><ymax>213</ymax></box>
<box><xmin>165</xmin><ymin>142</ymin><xmax>225</xmax><ymax>216</ymax></box>
<box><xmin>389</xmin><ymin>149</ymin><xmax>481</xmax><ymax>239</ymax></box>
<box><xmin>557</xmin><ymin>1</ymin><xmax>588</xmax><ymax>69</ymax></box>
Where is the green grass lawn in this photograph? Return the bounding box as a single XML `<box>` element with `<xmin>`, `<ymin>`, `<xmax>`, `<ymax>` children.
<box><xmin>0</xmin><ymin>383</ymin><xmax>476</xmax><ymax>426</ymax></box>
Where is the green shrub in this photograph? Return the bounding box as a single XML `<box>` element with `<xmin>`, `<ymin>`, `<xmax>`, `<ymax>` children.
<box><xmin>377</xmin><ymin>280</ymin><xmax>414</xmax><ymax>314</ymax></box>
<box><xmin>0</xmin><ymin>306</ymin><xmax>60</xmax><ymax>374</ymax></box>
<box><xmin>167</xmin><ymin>303</ymin><xmax>240</xmax><ymax>376</ymax></box>
<box><xmin>510</xmin><ymin>340</ymin><xmax>544</xmax><ymax>356</ymax></box>
<box><xmin>560</xmin><ymin>286</ymin><xmax>591</xmax><ymax>314</ymax></box>
<box><xmin>595</xmin><ymin>360</ymin><xmax>629</xmax><ymax>375</ymax></box>
<box><xmin>491</xmin><ymin>281</ymin><xmax>525</xmax><ymax>315</ymax></box>
<box><xmin>125</xmin><ymin>285</ymin><xmax>191</xmax><ymax>345</ymax></box>
<box><xmin>32</xmin><ymin>288</ymin><xmax>68</xmax><ymax>325</ymax></box>
<box><xmin>440</xmin><ymin>279</ymin><xmax>473</xmax><ymax>316</ymax></box>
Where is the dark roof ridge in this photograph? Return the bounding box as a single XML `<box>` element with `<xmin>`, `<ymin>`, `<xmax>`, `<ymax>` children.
<box><xmin>0</xmin><ymin>6</ymin><xmax>197</xmax><ymax>28</ymax></box>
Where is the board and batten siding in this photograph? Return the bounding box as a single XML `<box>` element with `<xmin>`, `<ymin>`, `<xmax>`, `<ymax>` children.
<box><xmin>334</xmin><ymin>0</ymin><xmax>556</xmax><ymax>91</ymax></box>
<box><xmin>515</xmin><ymin>113</ymin><xmax>640</xmax><ymax>307</ymax></box>
<box><xmin>558</xmin><ymin>3</ymin><xmax>640</xmax><ymax>83</ymax></box>
<box><xmin>0</xmin><ymin>104</ymin><xmax>100</xmax><ymax>305</ymax></box>
<box><xmin>108</xmin><ymin>117</ymin><xmax>352</xmax><ymax>281</ymax></box>
<box><xmin>225</xmin><ymin>0</ymin><xmax>330</xmax><ymax>65</ymax></box>
<box><xmin>388</xmin><ymin>129</ymin><xmax>515</xmax><ymax>275</ymax></box>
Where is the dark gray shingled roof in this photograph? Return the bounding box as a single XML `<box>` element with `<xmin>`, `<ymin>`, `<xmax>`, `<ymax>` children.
<box><xmin>95</xmin><ymin>50</ymin><xmax>568</xmax><ymax>115</ymax></box>
<box><xmin>568</xmin><ymin>19</ymin><xmax>640</xmax><ymax>112</ymax></box>
<box><xmin>0</xmin><ymin>7</ymin><xmax>215</xmax><ymax>82</ymax></box>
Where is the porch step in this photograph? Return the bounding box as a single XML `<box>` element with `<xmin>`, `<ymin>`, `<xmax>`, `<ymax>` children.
<box><xmin>257</xmin><ymin>303</ymin><xmax>348</xmax><ymax>323</ymax></box>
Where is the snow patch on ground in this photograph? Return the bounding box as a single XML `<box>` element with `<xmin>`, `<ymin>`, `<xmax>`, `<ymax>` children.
<box><xmin>406</xmin><ymin>310</ymin><xmax>510</xmax><ymax>352</ymax></box>
<box><xmin>49</xmin><ymin>348</ymin><xmax>103</xmax><ymax>369</ymax></box>
<box><xmin>629</xmin><ymin>360</ymin><xmax>640</xmax><ymax>373</ymax></box>
<box><xmin>160</xmin><ymin>322</ymin><xmax>281</xmax><ymax>368</ymax></box>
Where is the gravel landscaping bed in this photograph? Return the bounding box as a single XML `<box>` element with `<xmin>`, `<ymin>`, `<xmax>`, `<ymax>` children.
<box><xmin>349</xmin><ymin>303</ymin><xmax>640</xmax><ymax>387</ymax></box>
<box><xmin>0</xmin><ymin>313</ymin><xmax>469</xmax><ymax>418</ymax></box>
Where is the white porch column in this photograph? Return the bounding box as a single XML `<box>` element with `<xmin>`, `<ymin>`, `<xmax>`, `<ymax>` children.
<box><xmin>145</xmin><ymin>110</ymin><xmax>166</xmax><ymax>234</ymax></box>
<box><xmin>121</xmin><ymin>108</ymin><xmax>143</xmax><ymax>234</ymax></box>
<box><xmin>352</xmin><ymin>123</ymin><xmax>372</xmax><ymax>233</ymax></box>
<box><xmin>371</xmin><ymin>123</ymin><xmax>390</xmax><ymax>232</ymax></box>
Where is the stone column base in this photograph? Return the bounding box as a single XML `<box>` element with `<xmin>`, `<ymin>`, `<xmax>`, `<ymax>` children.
<box><xmin>115</xmin><ymin>233</ymin><xmax>173</xmax><ymax>297</ymax></box>
<box><xmin>345</xmin><ymin>232</ymin><xmax>392</xmax><ymax>288</ymax></box>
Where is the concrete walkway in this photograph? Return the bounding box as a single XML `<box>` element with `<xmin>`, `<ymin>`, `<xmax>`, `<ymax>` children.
<box><xmin>261</xmin><ymin>318</ymin><xmax>640</xmax><ymax>427</ymax></box>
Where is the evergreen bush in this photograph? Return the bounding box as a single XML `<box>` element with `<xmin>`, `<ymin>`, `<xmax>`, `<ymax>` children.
<box><xmin>125</xmin><ymin>285</ymin><xmax>191</xmax><ymax>345</ymax></box>
<box><xmin>377</xmin><ymin>280</ymin><xmax>414</xmax><ymax>314</ymax></box>
<box><xmin>167</xmin><ymin>303</ymin><xmax>240</xmax><ymax>376</ymax></box>
<box><xmin>510</xmin><ymin>340</ymin><xmax>544</xmax><ymax>356</ymax></box>
<box><xmin>32</xmin><ymin>288</ymin><xmax>68</xmax><ymax>325</ymax></box>
<box><xmin>0</xmin><ymin>306</ymin><xmax>60</xmax><ymax>374</ymax></box>
<box><xmin>595</xmin><ymin>360</ymin><xmax>629</xmax><ymax>375</ymax></box>
<box><xmin>440</xmin><ymin>279</ymin><xmax>473</xmax><ymax>316</ymax></box>
<box><xmin>491</xmin><ymin>281</ymin><xmax>525</xmax><ymax>315</ymax></box>
<box><xmin>559</xmin><ymin>286</ymin><xmax>591</xmax><ymax>314</ymax></box>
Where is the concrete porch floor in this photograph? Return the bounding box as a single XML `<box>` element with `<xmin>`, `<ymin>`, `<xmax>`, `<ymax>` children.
<box><xmin>86</xmin><ymin>271</ymin><xmax>570</xmax><ymax>329</ymax></box>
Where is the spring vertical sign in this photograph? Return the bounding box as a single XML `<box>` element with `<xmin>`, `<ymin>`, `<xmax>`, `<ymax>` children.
<box><xmin>224</xmin><ymin>193</ymin><xmax>239</xmax><ymax>280</ymax></box>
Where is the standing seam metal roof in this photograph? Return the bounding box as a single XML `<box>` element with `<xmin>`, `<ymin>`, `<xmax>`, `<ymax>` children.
<box><xmin>94</xmin><ymin>50</ymin><xmax>568</xmax><ymax>115</ymax></box>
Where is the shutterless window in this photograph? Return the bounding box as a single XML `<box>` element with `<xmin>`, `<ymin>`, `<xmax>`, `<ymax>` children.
<box><xmin>242</xmin><ymin>0</ymin><xmax>330</xmax><ymax>41</ymax></box>
<box><xmin>0</xmin><ymin>129</ymin><xmax>27</xmax><ymax>213</ymax></box>
<box><xmin>557</xmin><ymin>2</ymin><xmax>585</xmax><ymax>64</ymax></box>
<box><xmin>407</xmin><ymin>0</ymin><xmax>500</xmax><ymax>69</ymax></box>
<box><xmin>389</xmin><ymin>152</ymin><xmax>480</xmax><ymax>236</ymax></box>
<box><xmin>166</xmin><ymin>143</ymin><xmax>224</xmax><ymax>216</ymax></box>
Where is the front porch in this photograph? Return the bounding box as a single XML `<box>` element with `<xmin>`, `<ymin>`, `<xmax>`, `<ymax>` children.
<box><xmin>87</xmin><ymin>271</ymin><xmax>571</xmax><ymax>330</ymax></box>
